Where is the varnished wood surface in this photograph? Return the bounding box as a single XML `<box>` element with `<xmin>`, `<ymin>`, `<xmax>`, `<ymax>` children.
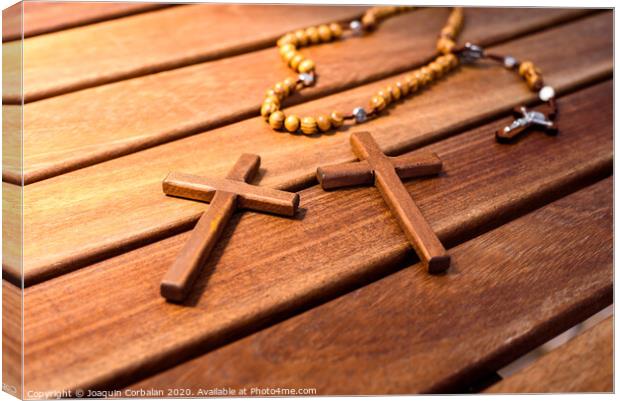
<box><xmin>3</xmin><ymin>4</ymin><xmax>365</xmax><ymax>103</ymax></box>
<box><xmin>17</xmin><ymin>82</ymin><xmax>612</xmax><ymax>393</ymax></box>
<box><xmin>129</xmin><ymin>178</ymin><xmax>612</xmax><ymax>395</ymax></box>
<box><xmin>5</xmin><ymin>8</ymin><xmax>595</xmax><ymax>184</ymax></box>
<box><xmin>486</xmin><ymin>316</ymin><xmax>613</xmax><ymax>393</ymax></box>
<box><xmin>2</xmin><ymin>2</ymin><xmax>170</xmax><ymax>42</ymax></box>
<box><xmin>2</xmin><ymin>281</ymin><xmax>22</xmax><ymax>399</ymax></box>
<box><xmin>7</xmin><ymin>14</ymin><xmax>613</xmax><ymax>285</ymax></box>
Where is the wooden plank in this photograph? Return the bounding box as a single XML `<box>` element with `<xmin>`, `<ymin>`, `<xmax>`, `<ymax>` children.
<box><xmin>8</xmin><ymin>8</ymin><xmax>594</xmax><ymax>184</ymax></box>
<box><xmin>486</xmin><ymin>316</ymin><xmax>613</xmax><ymax>393</ymax></box>
<box><xmin>3</xmin><ymin>2</ymin><xmax>170</xmax><ymax>42</ymax></box>
<box><xmin>8</xmin><ymin>13</ymin><xmax>612</xmax><ymax>286</ymax></box>
<box><xmin>2</xmin><ymin>281</ymin><xmax>22</xmax><ymax>399</ymax></box>
<box><xmin>19</xmin><ymin>81</ymin><xmax>612</xmax><ymax>393</ymax></box>
<box><xmin>3</xmin><ymin>4</ymin><xmax>365</xmax><ymax>103</ymax></box>
<box><xmin>128</xmin><ymin>178</ymin><xmax>613</xmax><ymax>395</ymax></box>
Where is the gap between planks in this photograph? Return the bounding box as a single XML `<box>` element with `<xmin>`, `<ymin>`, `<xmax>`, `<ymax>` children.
<box><xmin>3</xmin><ymin>13</ymin><xmax>612</xmax><ymax>286</ymax></box>
<box><xmin>4</xmin><ymin>8</ymin><xmax>600</xmax><ymax>185</ymax></box>
<box><xmin>15</xmin><ymin>81</ymin><xmax>613</xmax><ymax>393</ymax></box>
<box><xmin>485</xmin><ymin>316</ymin><xmax>613</xmax><ymax>393</ymax></box>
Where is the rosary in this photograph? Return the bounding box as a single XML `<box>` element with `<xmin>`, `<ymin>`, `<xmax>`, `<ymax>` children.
<box><xmin>260</xmin><ymin>6</ymin><xmax>558</xmax><ymax>142</ymax></box>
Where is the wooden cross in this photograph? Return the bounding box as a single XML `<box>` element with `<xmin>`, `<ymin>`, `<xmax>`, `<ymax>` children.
<box><xmin>316</xmin><ymin>131</ymin><xmax>450</xmax><ymax>273</ymax></box>
<box><xmin>161</xmin><ymin>153</ymin><xmax>299</xmax><ymax>302</ymax></box>
<box><xmin>496</xmin><ymin>105</ymin><xmax>558</xmax><ymax>142</ymax></box>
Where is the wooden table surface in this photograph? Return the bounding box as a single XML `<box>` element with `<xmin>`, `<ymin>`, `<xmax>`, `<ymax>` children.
<box><xmin>2</xmin><ymin>4</ymin><xmax>612</xmax><ymax>396</ymax></box>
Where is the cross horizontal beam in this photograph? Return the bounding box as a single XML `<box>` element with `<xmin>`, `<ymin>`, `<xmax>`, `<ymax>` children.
<box><xmin>163</xmin><ymin>172</ymin><xmax>299</xmax><ymax>216</ymax></box>
<box><xmin>317</xmin><ymin>153</ymin><xmax>443</xmax><ymax>190</ymax></box>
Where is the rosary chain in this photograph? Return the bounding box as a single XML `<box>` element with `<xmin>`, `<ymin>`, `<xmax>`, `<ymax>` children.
<box><xmin>260</xmin><ymin>6</ymin><xmax>557</xmax><ymax>135</ymax></box>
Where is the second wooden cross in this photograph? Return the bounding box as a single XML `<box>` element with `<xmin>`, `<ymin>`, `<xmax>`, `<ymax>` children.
<box><xmin>317</xmin><ymin>131</ymin><xmax>450</xmax><ymax>273</ymax></box>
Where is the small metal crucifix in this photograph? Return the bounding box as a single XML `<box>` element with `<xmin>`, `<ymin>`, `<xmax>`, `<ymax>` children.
<box><xmin>496</xmin><ymin>105</ymin><xmax>557</xmax><ymax>143</ymax></box>
<box><xmin>316</xmin><ymin>131</ymin><xmax>450</xmax><ymax>273</ymax></box>
<box><xmin>161</xmin><ymin>154</ymin><xmax>299</xmax><ymax>302</ymax></box>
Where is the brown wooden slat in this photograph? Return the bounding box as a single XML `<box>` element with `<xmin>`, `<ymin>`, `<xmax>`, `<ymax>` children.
<box><xmin>7</xmin><ymin>8</ymin><xmax>594</xmax><ymax>184</ymax></box>
<box><xmin>6</xmin><ymin>13</ymin><xmax>612</xmax><ymax>286</ymax></box>
<box><xmin>486</xmin><ymin>316</ymin><xmax>613</xmax><ymax>393</ymax></box>
<box><xmin>2</xmin><ymin>281</ymin><xmax>22</xmax><ymax>399</ymax></box>
<box><xmin>3</xmin><ymin>2</ymin><xmax>170</xmax><ymax>42</ymax></box>
<box><xmin>3</xmin><ymin>4</ymin><xmax>365</xmax><ymax>103</ymax></box>
<box><xmin>18</xmin><ymin>81</ymin><xmax>612</xmax><ymax>393</ymax></box>
<box><xmin>128</xmin><ymin>178</ymin><xmax>612</xmax><ymax>394</ymax></box>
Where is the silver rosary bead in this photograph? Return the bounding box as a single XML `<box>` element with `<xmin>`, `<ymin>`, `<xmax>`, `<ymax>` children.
<box><xmin>503</xmin><ymin>56</ymin><xmax>518</xmax><ymax>69</ymax></box>
<box><xmin>298</xmin><ymin>72</ymin><xmax>315</xmax><ymax>87</ymax></box>
<box><xmin>350</xmin><ymin>20</ymin><xmax>364</xmax><ymax>36</ymax></box>
<box><xmin>538</xmin><ymin>85</ymin><xmax>555</xmax><ymax>102</ymax></box>
<box><xmin>352</xmin><ymin>107</ymin><xmax>367</xmax><ymax>123</ymax></box>
<box><xmin>459</xmin><ymin>43</ymin><xmax>484</xmax><ymax>63</ymax></box>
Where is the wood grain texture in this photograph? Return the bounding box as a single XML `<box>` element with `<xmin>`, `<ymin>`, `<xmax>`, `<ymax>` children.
<box><xmin>18</xmin><ymin>82</ymin><xmax>612</xmax><ymax>393</ymax></box>
<box><xmin>6</xmin><ymin>8</ymin><xmax>595</xmax><ymax>184</ymax></box>
<box><xmin>3</xmin><ymin>4</ymin><xmax>365</xmax><ymax>103</ymax></box>
<box><xmin>486</xmin><ymin>316</ymin><xmax>613</xmax><ymax>393</ymax></box>
<box><xmin>7</xmin><ymin>14</ymin><xmax>612</xmax><ymax>286</ymax></box>
<box><xmin>2</xmin><ymin>281</ymin><xmax>22</xmax><ymax>399</ymax></box>
<box><xmin>2</xmin><ymin>2</ymin><xmax>170</xmax><ymax>42</ymax></box>
<box><xmin>129</xmin><ymin>178</ymin><xmax>613</xmax><ymax>395</ymax></box>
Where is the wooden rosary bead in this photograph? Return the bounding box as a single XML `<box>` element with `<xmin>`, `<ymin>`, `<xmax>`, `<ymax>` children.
<box><xmin>316</xmin><ymin>114</ymin><xmax>332</xmax><ymax>131</ymax></box>
<box><xmin>290</xmin><ymin>54</ymin><xmax>304</xmax><ymax>70</ymax></box>
<box><xmin>265</xmin><ymin>88</ymin><xmax>282</xmax><ymax>100</ymax></box>
<box><xmin>298</xmin><ymin>59</ymin><xmax>315</xmax><ymax>73</ymax></box>
<box><xmin>329</xmin><ymin>23</ymin><xmax>343</xmax><ymax>39</ymax></box>
<box><xmin>361</xmin><ymin>13</ymin><xmax>377</xmax><ymax>30</ymax></box>
<box><xmin>389</xmin><ymin>84</ymin><xmax>401</xmax><ymax>101</ymax></box>
<box><xmin>277</xmin><ymin>33</ymin><xmax>296</xmax><ymax>47</ymax></box>
<box><xmin>261</xmin><ymin>102</ymin><xmax>278</xmax><ymax>119</ymax></box>
<box><xmin>418</xmin><ymin>67</ymin><xmax>434</xmax><ymax>85</ymax></box>
<box><xmin>268</xmin><ymin>111</ymin><xmax>285</xmax><ymax>130</ymax></box>
<box><xmin>300</xmin><ymin>116</ymin><xmax>318</xmax><ymax>134</ymax></box>
<box><xmin>274</xmin><ymin>82</ymin><xmax>289</xmax><ymax>97</ymax></box>
<box><xmin>437</xmin><ymin>37</ymin><xmax>456</xmax><ymax>54</ymax></box>
<box><xmin>440</xmin><ymin>26</ymin><xmax>456</xmax><ymax>39</ymax></box>
<box><xmin>527</xmin><ymin>75</ymin><xmax>544</xmax><ymax>90</ymax></box>
<box><xmin>264</xmin><ymin>95</ymin><xmax>280</xmax><ymax>107</ymax></box>
<box><xmin>283</xmin><ymin>77</ymin><xmax>297</xmax><ymax>93</ymax></box>
<box><xmin>445</xmin><ymin>53</ymin><xmax>459</xmax><ymax>68</ymax></box>
<box><xmin>330</xmin><ymin>111</ymin><xmax>344</xmax><ymax>128</ymax></box>
<box><xmin>396</xmin><ymin>80</ymin><xmax>408</xmax><ymax>96</ymax></box>
<box><xmin>377</xmin><ymin>88</ymin><xmax>392</xmax><ymax>104</ymax></box>
<box><xmin>318</xmin><ymin>24</ymin><xmax>332</xmax><ymax>42</ymax></box>
<box><xmin>294</xmin><ymin>29</ymin><xmax>308</xmax><ymax>46</ymax></box>
<box><xmin>370</xmin><ymin>95</ymin><xmax>386</xmax><ymax>111</ymax></box>
<box><xmin>405</xmin><ymin>74</ymin><xmax>419</xmax><ymax>93</ymax></box>
<box><xmin>518</xmin><ymin>61</ymin><xmax>535</xmax><ymax>76</ymax></box>
<box><xmin>284</xmin><ymin>115</ymin><xmax>300</xmax><ymax>132</ymax></box>
<box><xmin>279</xmin><ymin>43</ymin><xmax>296</xmax><ymax>56</ymax></box>
<box><xmin>306</xmin><ymin>26</ymin><xmax>320</xmax><ymax>44</ymax></box>
<box><xmin>429</xmin><ymin>62</ymin><xmax>444</xmax><ymax>79</ymax></box>
<box><xmin>282</xmin><ymin>50</ymin><xmax>297</xmax><ymax>64</ymax></box>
